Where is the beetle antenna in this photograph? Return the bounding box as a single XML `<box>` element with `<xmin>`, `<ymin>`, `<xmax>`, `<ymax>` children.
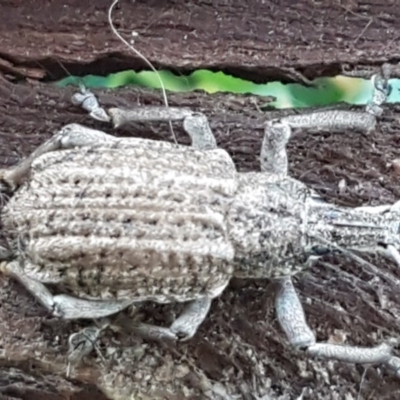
<box><xmin>310</xmin><ymin>233</ymin><xmax>400</xmax><ymax>289</ymax></box>
<box><xmin>108</xmin><ymin>0</ymin><xmax>177</xmax><ymax>144</ymax></box>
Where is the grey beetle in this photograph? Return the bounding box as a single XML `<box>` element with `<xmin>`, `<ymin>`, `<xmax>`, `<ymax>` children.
<box><xmin>1</xmin><ymin>74</ymin><xmax>400</xmax><ymax>375</ymax></box>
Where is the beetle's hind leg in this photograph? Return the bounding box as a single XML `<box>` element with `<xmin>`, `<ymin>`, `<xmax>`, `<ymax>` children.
<box><xmin>275</xmin><ymin>276</ymin><xmax>400</xmax><ymax>377</ymax></box>
<box><xmin>1</xmin><ymin>261</ymin><xmax>134</xmax><ymax>319</ymax></box>
<box><xmin>3</xmin><ymin>260</ymin><xmax>214</xmax><ymax>341</ymax></box>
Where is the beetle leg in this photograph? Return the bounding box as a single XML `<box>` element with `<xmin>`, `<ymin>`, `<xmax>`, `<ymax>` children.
<box><xmin>72</xmin><ymin>83</ymin><xmax>219</xmax><ymax>151</ymax></box>
<box><xmin>126</xmin><ymin>280</ymin><xmax>229</xmax><ymax>341</ymax></box>
<box><xmin>181</xmin><ymin>112</ymin><xmax>217</xmax><ymax>150</ymax></box>
<box><xmin>66</xmin><ymin>319</ymin><xmax>113</xmax><ymax>376</ymax></box>
<box><xmin>261</xmin><ymin>110</ymin><xmax>377</xmax><ymax>176</ymax></box>
<box><xmin>71</xmin><ymin>85</ymin><xmax>110</xmax><ymax>122</ymax></box>
<box><xmin>1</xmin><ymin>261</ymin><xmax>56</xmax><ymax>312</ymax></box>
<box><xmin>1</xmin><ymin>261</ymin><xmax>134</xmax><ymax>319</ymax></box>
<box><xmin>118</xmin><ymin>297</ymin><xmax>212</xmax><ymax>342</ymax></box>
<box><xmin>169</xmin><ymin>297</ymin><xmax>212</xmax><ymax>341</ymax></box>
<box><xmin>282</xmin><ymin>109</ymin><xmax>377</xmax><ymax>134</ymax></box>
<box><xmin>280</xmin><ymin>73</ymin><xmax>389</xmax><ymax>132</ymax></box>
<box><xmin>0</xmin><ymin>124</ymin><xmax>119</xmax><ymax>190</ymax></box>
<box><xmin>2</xmin><ymin>259</ymin><xmax>213</xmax><ymax>340</ymax></box>
<box><xmin>65</xmin><ymin>296</ymin><xmax>214</xmax><ymax>367</ymax></box>
<box><xmin>261</xmin><ymin>73</ymin><xmax>390</xmax><ymax>174</ymax></box>
<box><xmin>106</xmin><ymin>107</ymin><xmax>217</xmax><ymax>150</ymax></box>
<box><xmin>67</xmin><ymin>325</ymin><xmax>103</xmax><ymax>376</ymax></box>
<box><xmin>275</xmin><ymin>276</ymin><xmax>400</xmax><ymax>376</ymax></box>
<box><xmin>50</xmin><ymin>294</ymin><xmax>134</xmax><ymax>319</ymax></box>
<box><xmin>366</xmin><ymin>72</ymin><xmax>391</xmax><ymax>116</ymax></box>
<box><xmin>71</xmin><ymin>84</ymin><xmax>218</xmax><ymax>151</ymax></box>
<box><xmin>260</xmin><ymin>120</ymin><xmax>291</xmax><ymax>175</ymax></box>
<box><xmin>66</xmin><ymin>306</ymin><xmax>211</xmax><ymax>365</ymax></box>
<box><xmin>67</xmin><ymin>308</ymin><xmax>211</xmax><ymax>370</ymax></box>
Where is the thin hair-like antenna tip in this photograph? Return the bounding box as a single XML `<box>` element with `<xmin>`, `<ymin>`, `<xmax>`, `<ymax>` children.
<box><xmin>108</xmin><ymin>0</ymin><xmax>177</xmax><ymax>144</ymax></box>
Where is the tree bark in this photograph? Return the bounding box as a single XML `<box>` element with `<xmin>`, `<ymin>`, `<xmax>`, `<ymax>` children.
<box><xmin>1</xmin><ymin>1</ymin><xmax>400</xmax><ymax>399</ymax></box>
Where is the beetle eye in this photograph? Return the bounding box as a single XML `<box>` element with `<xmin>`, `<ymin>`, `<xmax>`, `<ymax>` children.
<box><xmin>310</xmin><ymin>246</ymin><xmax>331</xmax><ymax>256</ymax></box>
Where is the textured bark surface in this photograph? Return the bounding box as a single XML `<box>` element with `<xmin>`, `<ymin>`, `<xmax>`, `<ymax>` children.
<box><xmin>2</xmin><ymin>0</ymin><xmax>400</xmax><ymax>81</ymax></box>
<box><xmin>1</xmin><ymin>1</ymin><xmax>400</xmax><ymax>399</ymax></box>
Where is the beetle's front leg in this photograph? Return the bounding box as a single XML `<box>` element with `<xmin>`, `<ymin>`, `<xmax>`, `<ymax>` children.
<box><xmin>275</xmin><ymin>276</ymin><xmax>400</xmax><ymax>376</ymax></box>
<box><xmin>261</xmin><ymin>110</ymin><xmax>377</xmax><ymax>176</ymax></box>
<box><xmin>260</xmin><ymin>109</ymin><xmax>378</xmax><ymax>176</ymax></box>
<box><xmin>260</xmin><ymin>73</ymin><xmax>390</xmax><ymax>175</ymax></box>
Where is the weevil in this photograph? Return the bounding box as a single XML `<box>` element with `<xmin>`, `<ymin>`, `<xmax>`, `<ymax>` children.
<box><xmin>1</xmin><ymin>72</ymin><xmax>400</xmax><ymax>375</ymax></box>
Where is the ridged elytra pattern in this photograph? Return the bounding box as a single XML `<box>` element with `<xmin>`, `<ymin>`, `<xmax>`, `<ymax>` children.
<box><xmin>2</xmin><ymin>138</ymin><xmax>237</xmax><ymax>303</ymax></box>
